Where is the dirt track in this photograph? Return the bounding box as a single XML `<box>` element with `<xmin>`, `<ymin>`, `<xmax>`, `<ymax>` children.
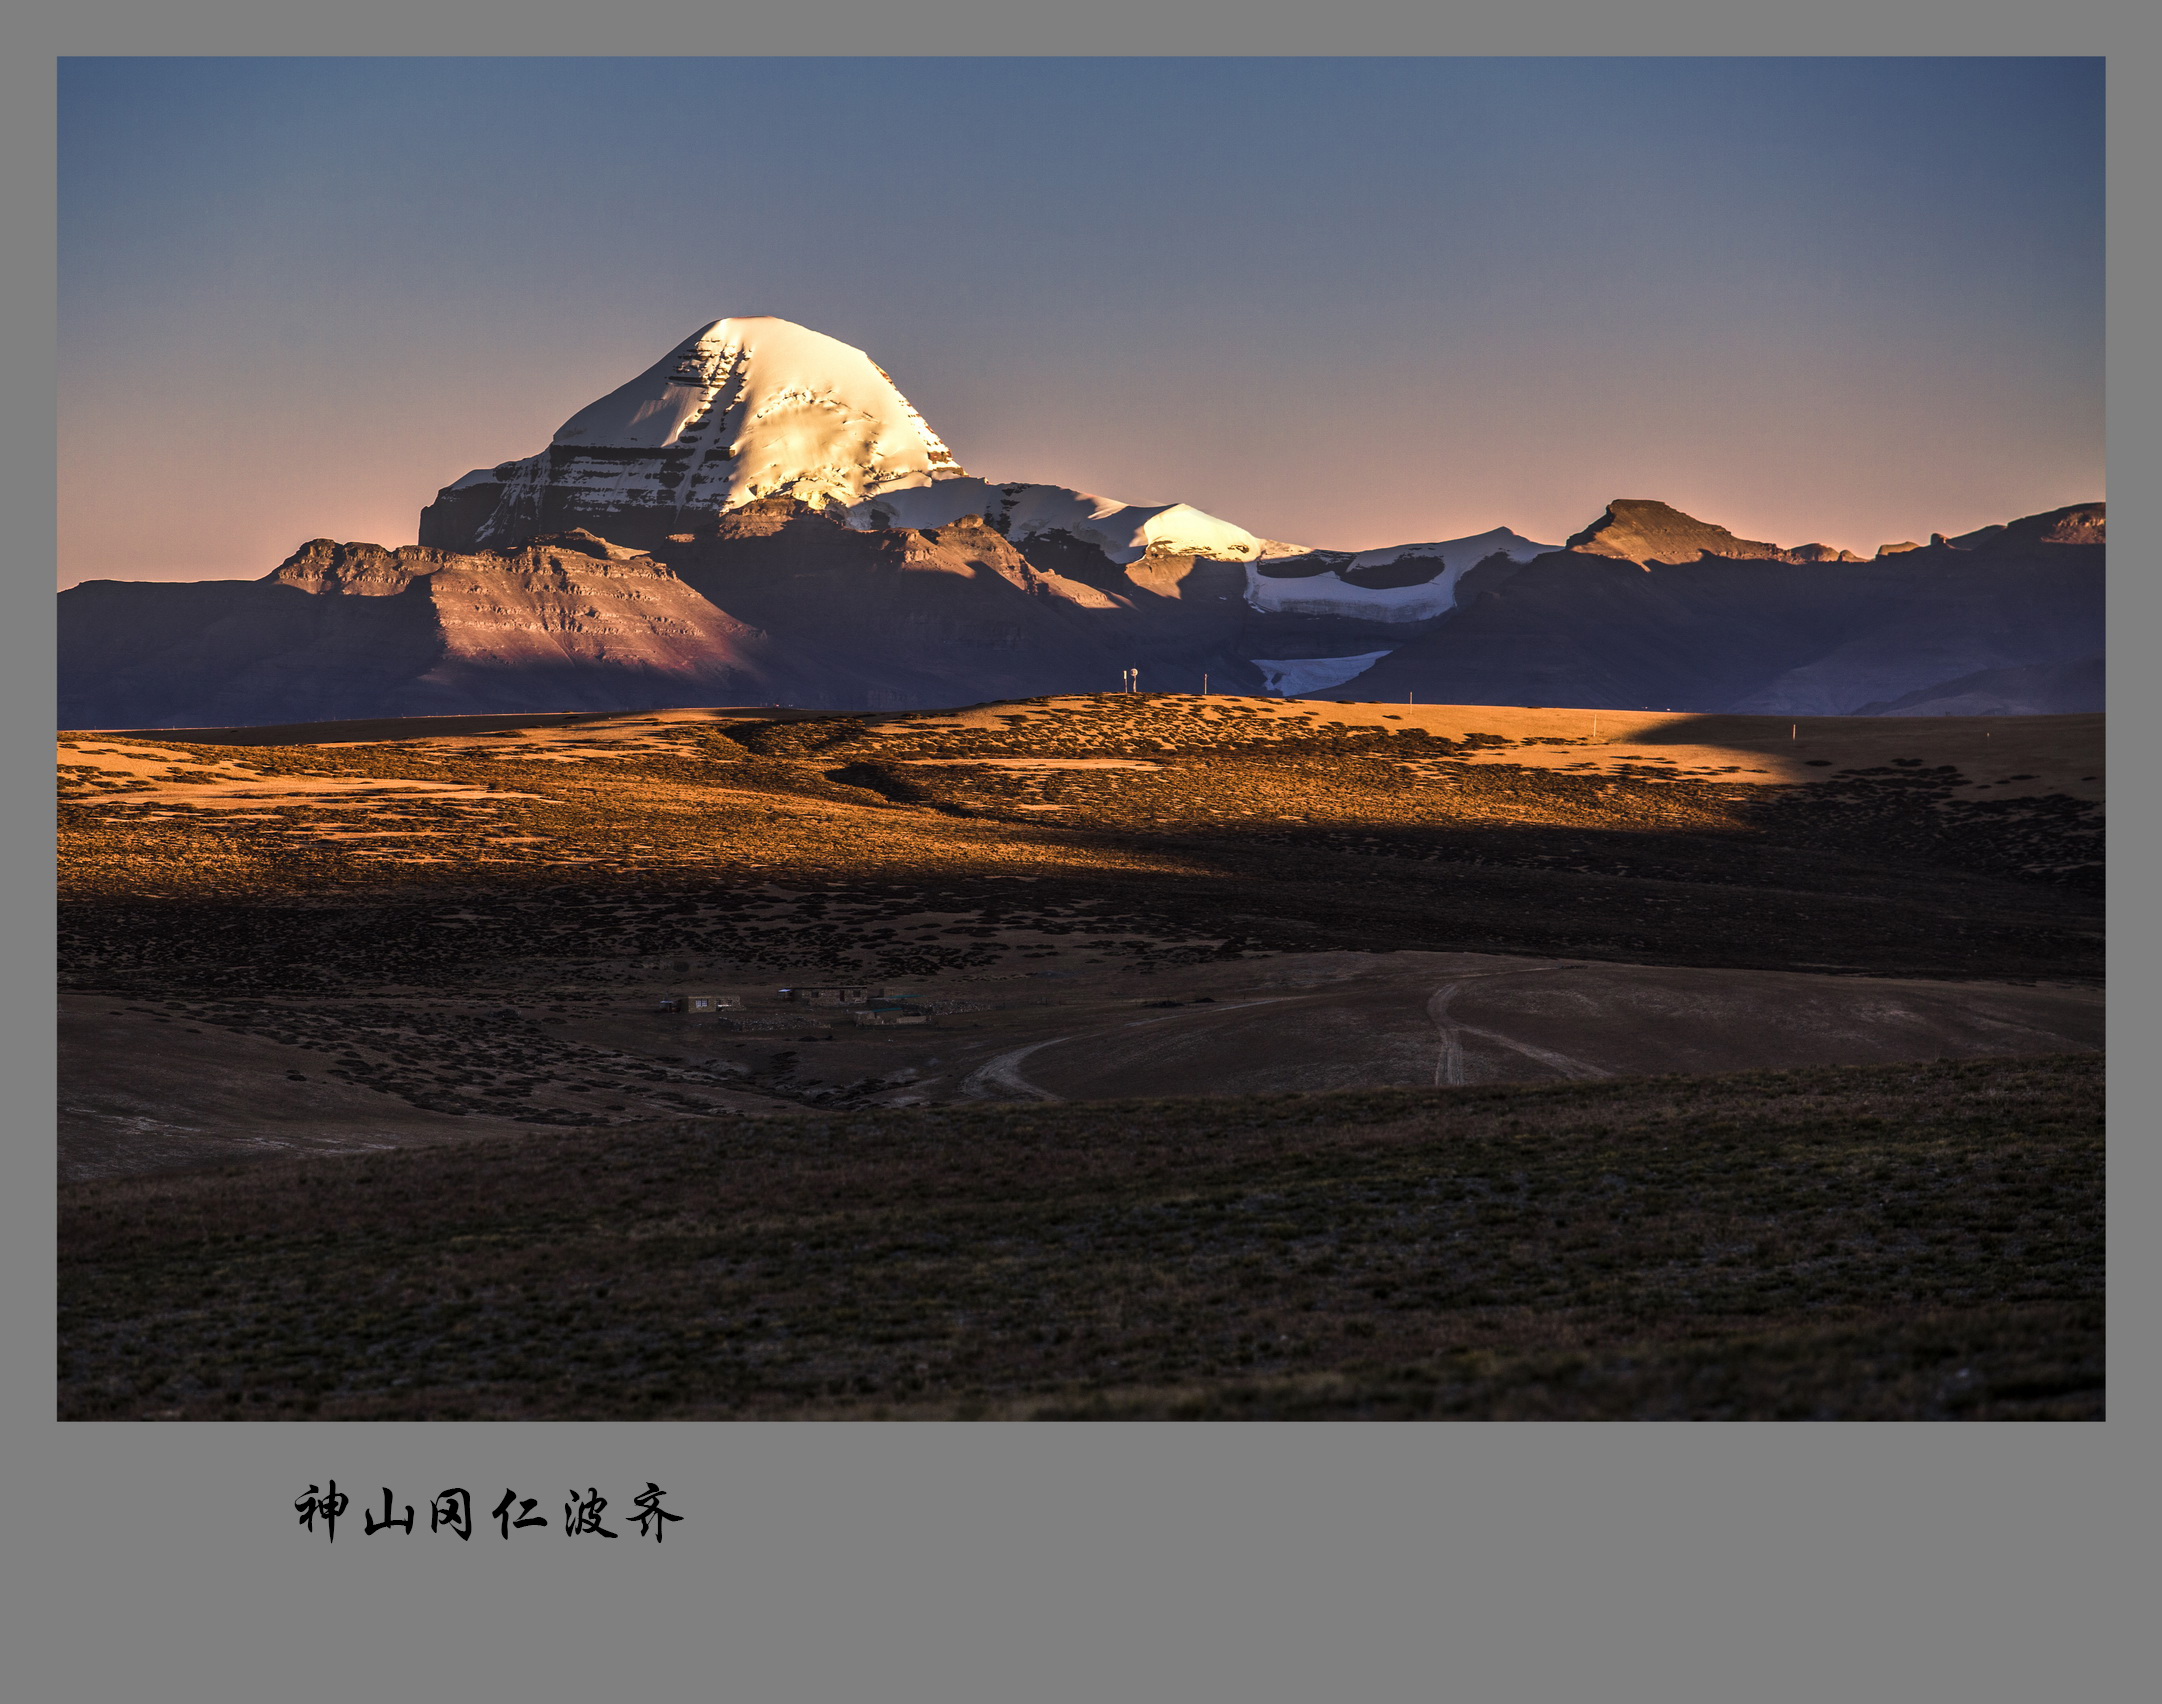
<box><xmin>925</xmin><ymin>951</ymin><xmax>2101</xmax><ymax>1104</ymax></box>
<box><xmin>60</xmin><ymin>694</ymin><xmax>2105</xmax><ymax>1173</ymax></box>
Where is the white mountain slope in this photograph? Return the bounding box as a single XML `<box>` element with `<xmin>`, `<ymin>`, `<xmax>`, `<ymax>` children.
<box><xmin>1243</xmin><ymin>527</ymin><xmax>1556</xmax><ymax>623</ymax></box>
<box><xmin>432</xmin><ymin>317</ymin><xmax>972</xmax><ymax>539</ymax></box>
<box><xmin>554</xmin><ymin>315</ymin><xmax>963</xmax><ymax>505</ymax></box>
<box><xmin>1249</xmin><ymin>652</ymin><xmax>1399</xmax><ymax>696</ymax></box>
<box><xmin>849</xmin><ymin>477</ymin><xmax>1305</xmax><ymax>565</ymax></box>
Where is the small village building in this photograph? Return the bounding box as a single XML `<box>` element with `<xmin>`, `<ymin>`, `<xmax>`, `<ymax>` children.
<box><xmin>780</xmin><ymin>985</ymin><xmax>883</xmax><ymax>1007</ymax></box>
<box><xmin>657</xmin><ymin>992</ymin><xmax>742</xmax><ymax>1015</ymax></box>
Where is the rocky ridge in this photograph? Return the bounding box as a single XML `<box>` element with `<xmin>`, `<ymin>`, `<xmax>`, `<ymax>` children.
<box><xmin>62</xmin><ymin>312</ymin><xmax>2107</xmax><ymax>727</ymax></box>
<box><xmin>1566</xmin><ymin>499</ymin><xmax>1866</xmax><ymax>567</ymax></box>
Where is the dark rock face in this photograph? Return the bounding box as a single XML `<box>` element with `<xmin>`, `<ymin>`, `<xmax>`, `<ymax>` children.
<box><xmin>413</xmin><ymin>477</ymin><xmax>512</xmax><ymax>553</ymax></box>
<box><xmin>666</xmin><ymin>504</ymin><xmax>1313</xmax><ymax>704</ymax></box>
<box><xmin>660</xmin><ymin>504</ymin><xmax>1137</xmax><ymax>711</ymax></box>
<box><xmin>1004</xmin><ymin>526</ymin><xmax>1141</xmax><ymax>594</ymax></box>
<box><xmin>1336</xmin><ymin>554</ymin><xmax>1451</xmax><ymax>590</ymax></box>
<box><xmin>416</xmin><ymin>449</ymin><xmax>744</xmax><ymax>558</ymax></box>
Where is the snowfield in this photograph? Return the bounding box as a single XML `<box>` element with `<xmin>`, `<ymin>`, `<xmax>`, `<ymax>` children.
<box><xmin>1243</xmin><ymin>528</ymin><xmax>1556</xmax><ymax>623</ymax></box>
<box><xmin>848</xmin><ymin>478</ymin><xmax>1296</xmax><ymax>565</ymax></box>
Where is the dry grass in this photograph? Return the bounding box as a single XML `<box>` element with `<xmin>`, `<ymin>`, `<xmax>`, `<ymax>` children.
<box><xmin>59</xmin><ymin>1053</ymin><xmax>2103</xmax><ymax>1422</ymax></box>
<box><xmin>57</xmin><ymin>699</ymin><xmax>2106</xmax><ymax>1419</ymax></box>
<box><xmin>61</xmin><ymin>696</ymin><xmax>2103</xmax><ymax>1007</ymax></box>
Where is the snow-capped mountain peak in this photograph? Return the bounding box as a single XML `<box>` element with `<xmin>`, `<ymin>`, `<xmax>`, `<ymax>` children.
<box><xmin>550</xmin><ymin>315</ymin><xmax>966</xmax><ymax>510</ymax></box>
<box><xmin>422</xmin><ymin>315</ymin><xmax>1300</xmax><ymax>562</ymax></box>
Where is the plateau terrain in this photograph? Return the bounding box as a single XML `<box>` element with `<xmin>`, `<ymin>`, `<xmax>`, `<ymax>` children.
<box><xmin>59</xmin><ymin>693</ymin><xmax>2104</xmax><ymax>1420</ymax></box>
<box><xmin>55</xmin><ymin>312</ymin><xmax>2107</xmax><ymax>1422</ymax></box>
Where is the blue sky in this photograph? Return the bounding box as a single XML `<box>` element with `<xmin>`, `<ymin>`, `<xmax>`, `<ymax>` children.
<box><xmin>59</xmin><ymin>57</ymin><xmax>2103</xmax><ymax>583</ymax></box>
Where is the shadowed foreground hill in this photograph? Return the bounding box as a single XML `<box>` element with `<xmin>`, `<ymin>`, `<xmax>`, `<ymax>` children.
<box><xmin>56</xmin><ymin>697</ymin><xmax>2107</xmax><ymax>1422</ymax></box>
<box><xmin>60</xmin><ymin>1054</ymin><xmax>2102</xmax><ymax>1421</ymax></box>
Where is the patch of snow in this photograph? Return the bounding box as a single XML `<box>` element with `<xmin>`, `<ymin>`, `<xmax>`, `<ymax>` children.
<box><xmin>847</xmin><ymin>478</ymin><xmax>1282</xmax><ymax>565</ymax></box>
<box><xmin>1250</xmin><ymin>652</ymin><xmax>1396</xmax><ymax>696</ymax></box>
<box><xmin>1245</xmin><ymin>571</ymin><xmax>1457</xmax><ymax>624</ymax></box>
<box><xmin>1135</xmin><ymin>502</ymin><xmax>1274</xmax><ymax>562</ymax></box>
<box><xmin>1243</xmin><ymin>528</ymin><xmax>1554</xmax><ymax>623</ymax></box>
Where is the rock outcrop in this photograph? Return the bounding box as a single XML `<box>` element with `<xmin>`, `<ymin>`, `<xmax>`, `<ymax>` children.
<box><xmin>1565</xmin><ymin>498</ymin><xmax>1863</xmax><ymax>567</ymax></box>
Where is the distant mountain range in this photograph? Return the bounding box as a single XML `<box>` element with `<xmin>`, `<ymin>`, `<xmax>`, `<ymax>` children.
<box><xmin>1321</xmin><ymin>500</ymin><xmax>2103</xmax><ymax>718</ymax></box>
<box><xmin>59</xmin><ymin>315</ymin><xmax>2103</xmax><ymax>728</ymax></box>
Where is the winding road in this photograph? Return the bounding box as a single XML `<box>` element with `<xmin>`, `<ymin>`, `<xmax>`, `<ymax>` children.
<box><xmin>1426</xmin><ymin>965</ymin><xmax>1612</xmax><ymax>1087</ymax></box>
<box><xmin>955</xmin><ymin>998</ymin><xmax>1306</xmax><ymax>1102</ymax></box>
<box><xmin>957</xmin><ymin>1038</ymin><xmax>1075</xmax><ymax>1102</ymax></box>
<box><xmin>942</xmin><ymin>955</ymin><xmax>2090</xmax><ymax>1104</ymax></box>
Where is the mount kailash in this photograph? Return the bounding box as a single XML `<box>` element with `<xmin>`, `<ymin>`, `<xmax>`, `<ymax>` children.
<box><xmin>61</xmin><ymin>315</ymin><xmax>2102</xmax><ymax>729</ymax></box>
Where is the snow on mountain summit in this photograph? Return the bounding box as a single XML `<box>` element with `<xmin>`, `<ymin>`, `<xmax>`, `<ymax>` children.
<box><xmin>421</xmin><ymin>317</ymin><xmax>973</xmax><ymax>550</ymax></box>
<box><xmin>421</xmin><ymin>315</ymin><xmax>1301</xmax><ymax>563</ymax></box>
<box><xmin>550</xmin><ymin>316</ymin><xmax>966</xmax><ymax>509</ymax></box>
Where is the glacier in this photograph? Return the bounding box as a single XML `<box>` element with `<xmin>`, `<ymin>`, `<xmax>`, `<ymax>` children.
<box><xmin>1248</xmin><ymin>651</ymin><xmax>1399</xmax><ymax>697</ymax></box>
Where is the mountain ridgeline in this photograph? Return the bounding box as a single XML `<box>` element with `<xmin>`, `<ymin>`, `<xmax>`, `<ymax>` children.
<box><xmin>59</xmin><ymin>316</ymin><xmax>2103</xmax><ymax>729</ymax></box>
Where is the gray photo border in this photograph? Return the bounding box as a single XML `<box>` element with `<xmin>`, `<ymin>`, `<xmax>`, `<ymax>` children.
<box><xmin>12</xmin><ymin>5</ymin><xmax>2150</xmax><ymax>1700</ymax></box>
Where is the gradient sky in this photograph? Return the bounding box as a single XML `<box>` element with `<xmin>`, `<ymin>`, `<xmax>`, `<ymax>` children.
<box><xmin>58</xmin><ymin>57</ymin><xmax>2103</xmax><ymax>586</ymax></box>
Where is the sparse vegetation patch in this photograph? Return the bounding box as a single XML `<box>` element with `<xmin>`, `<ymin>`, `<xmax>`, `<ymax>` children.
<box><xmin>59</xmin><ymin>1055</ymin><xmax>2103</xmax><ymax>1421</ymax></box>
